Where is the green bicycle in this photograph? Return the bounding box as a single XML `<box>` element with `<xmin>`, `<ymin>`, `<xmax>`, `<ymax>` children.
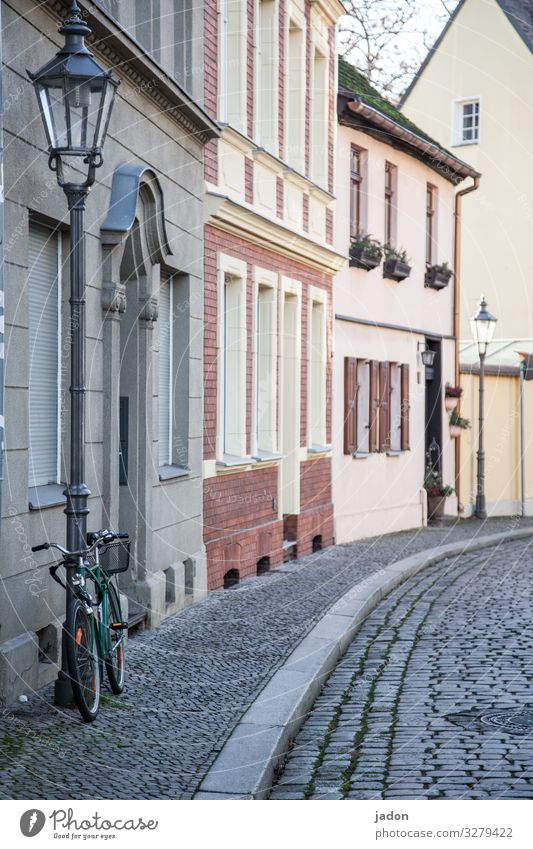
<box><xmin>32</xmin><ymin>528</ymin><xmax>130</xmax><ymax>722</ymax></box>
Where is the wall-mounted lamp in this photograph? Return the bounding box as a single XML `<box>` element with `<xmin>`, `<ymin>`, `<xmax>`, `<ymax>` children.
<box><xmin>418</xmin><ymin>342</ymin><xmax>436</xmax><ymax>367</ymax></box>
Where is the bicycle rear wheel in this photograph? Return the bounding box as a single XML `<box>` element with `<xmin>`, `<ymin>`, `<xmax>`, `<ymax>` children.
<box><xmin>104</xmin><ymin>583</ymin><xmax>126</xmax><ymax>694</ymax></box>
<box><xmin>65</xmin><ymin>598</ymin><xmax>101</xmax><ymax>722</ymax></box>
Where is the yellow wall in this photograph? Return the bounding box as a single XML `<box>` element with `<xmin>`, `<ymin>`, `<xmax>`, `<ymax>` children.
<box><xmin>459</xmin><ymin>371</ymin><xmax>533</xmax><ymax>515</ymax></box>
<box><xmin>403</xmin><ymin>0</ymin><xmax>533</xmax><ymax>339</ymax></box>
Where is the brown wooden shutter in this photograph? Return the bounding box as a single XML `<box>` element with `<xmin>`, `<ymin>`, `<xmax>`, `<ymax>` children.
<box><xmin>401</xmin><ymin>363</ymin><xmax>410</xmax><ymax>450</ymax></box>
<box><xmin>379</xmin><ymin>361</ymin><xmax>391</xmax><ymax>452</ymax></box>
<box><xmin>343</xmin><ymin>357</ymin><xmax>358</xmax><ymax>454</ymax></box>
<box><xmin>369</xmin><ymin>360</ymin><xmax>380</xmax><ymax>452</ymax></box>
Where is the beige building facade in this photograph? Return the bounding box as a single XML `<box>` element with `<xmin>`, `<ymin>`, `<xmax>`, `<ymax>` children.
<box><xmin>333</xmin><ymin>59</ymin><xmax>478</xmax><ymax>542</ymax></box>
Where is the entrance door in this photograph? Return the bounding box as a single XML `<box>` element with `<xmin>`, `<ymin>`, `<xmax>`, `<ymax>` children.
<box><xmin>425</xmin><ymin>338</ymin><xmax>442</xmax><ymax>472</ymax></box>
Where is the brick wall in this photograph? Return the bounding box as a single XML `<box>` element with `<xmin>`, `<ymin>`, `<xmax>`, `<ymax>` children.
<box><xmin>204</xmin><ymin>0</ymin><xmax>218</xmax><ymax>183</ymax></box>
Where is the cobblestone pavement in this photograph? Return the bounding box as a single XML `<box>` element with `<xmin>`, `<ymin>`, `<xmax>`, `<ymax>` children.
<box><xmin>270</xmin><ymin>536</ymin><xmax>533</xmax><ymax>800</ymax></box>
<box><xmin>0</xmin><ymin>517</ymin><xmax>531</xmax><ymax>800</ymax></box>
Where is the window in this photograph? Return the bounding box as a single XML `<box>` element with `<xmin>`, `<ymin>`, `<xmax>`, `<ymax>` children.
<box><xmin>286</xmin><ymin>18</ymin><xmax>305</xmax><ymax>170</ymax></box>
<box><xmin>255</xmin><ymin>277</ymin><xmax>277</xmax><ymax>454</ymax></box>
<box><xmin>426</xmin><ymin>184</ymin><xmax>437</xmax><ymax>265</ymax></box>
<box><xmin>256</xmin><ymin>0</ymin><xmax>278</xmax><ymax>152</ymax></box>
<box><xmin>135</xmin><ymin>0</ymin><xmax>161</xmax><ymax>62</ymax></box>
<box><xmin>350</xmin><ymin>146</ymin><xmax>365</xmax><ymax>238</ymax></box>
<box><xmin>308</xmin><ymin>299</ymin><xmax>326</xmax><ymax>448</ymax></box>
<box><xmin>158</xmin><ymin>276</ymin><xmax>173</xmax><ymax>467</ymax></box>
<box><xmin>453</xmin><ymin>98</ymin><xmax>480</xmax><ymax>145</ymax></box>
<box><xmin>218</xmin><ymin>258</ymin><xmax>247</xmax><ymax>458</ymax></box>
<box><xmin>311</xmin><ymin>46</ymin><xmax>328</xmax><ymax>187</ymax></box>
<box><xmin>344</xmin><ymin>358</ymin><xmax>410</xmax><ymax>455</ymax></box>
<box><xmin>219</xmin><ymin>0</ymin><xmax>246</xmax><ymax>130</ymax></box>
<box><xmin>174</xmin><ymin>0</ymin><xmax>193</xmax><ymax>92</ymax></box>
<box><xmin>158</xmin><ymin>274</ymin><xmax>190</xmax><ymax>473</ymax></box>
<box><xmin>384</xmin><ymin>162</ymin><xmax>397</xmax><ymax>246</ymax></box>
<box><xmin>28</xmin><ymin>224</ymin><xmax>61</xmax><ymax>489</ymax></box>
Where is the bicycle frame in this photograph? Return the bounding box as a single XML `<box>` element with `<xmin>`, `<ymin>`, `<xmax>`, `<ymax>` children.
<box><xmin>78</xmin><ymin>551</ymin><xmax>126</xmax><ymax>666</ymax></box>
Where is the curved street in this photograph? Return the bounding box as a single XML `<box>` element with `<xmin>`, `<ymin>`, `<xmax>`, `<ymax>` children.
<box><xmin>270</xmin><ymin>537</ymin><xmax>533</xmax><ymax>800</ymax></box>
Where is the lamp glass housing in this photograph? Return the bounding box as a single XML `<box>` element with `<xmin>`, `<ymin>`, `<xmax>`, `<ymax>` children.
<box><xmin>471</xmin><ymin>297</ymin><xmax>497</xmax><ymax>356</ymax></box>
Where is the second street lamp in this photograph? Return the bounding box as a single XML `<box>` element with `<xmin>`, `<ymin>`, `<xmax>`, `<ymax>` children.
<box><xmin>28</xmin><ymin>1</ymin><xmax>119</xmax><ymax>705</ymax></box>
<box><xmin>471</xmin><ymin>295</ymin><xmax>497</xmax><ymax>520</ymax></box>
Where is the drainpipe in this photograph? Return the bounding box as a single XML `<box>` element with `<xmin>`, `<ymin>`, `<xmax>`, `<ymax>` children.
<box><xmin>453</xmin><ymin>176</ymin><xmax>480</xmax><ymax>508</ymax></box>
<box><xmin>0</xmin><ymin>3</ymin><xmax>4</xmax><ymax>536</ymax></box>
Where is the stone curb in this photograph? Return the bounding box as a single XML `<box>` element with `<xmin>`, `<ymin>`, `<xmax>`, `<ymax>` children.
<box><xmin>194</xmin><ymin>527</ymin><xmax>533</xmax><ymax>800</ymax></box>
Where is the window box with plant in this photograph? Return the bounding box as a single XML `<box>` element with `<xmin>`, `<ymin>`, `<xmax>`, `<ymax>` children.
<box><xmin>449</xmin><ymin>408</ymin><xmax>470</xmax><ymax>438</ymax></box>
<box><xmin>424</xmin><ymin>468</ymin><xmax>454</xmax><ymax>523</ymax></box>
<box><xmin>445</xmin><ymin>383</ymin><xmax>462</xmax><ymax>412</ymax></box>
<box><xmin>425</xmin><ymin>261</ymin><xmax>453</xmax><ymax>290</ymax></box>
<box><xmin>382</xmin><ymin>245</ymin><xmax>411</xmax><ymax>282</ymax></box>
<box><xmin>349</xmin><ymin>233</ymin><xmax>383</xmax><ymax>271</ymax></box>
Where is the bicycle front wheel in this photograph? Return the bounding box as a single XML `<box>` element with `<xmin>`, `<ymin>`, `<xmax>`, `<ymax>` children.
<box><xmin>66</xmin><ymin>598</ymin><xmax>101</xmax><ymax>722</ymax></box>
<box><xmin>104</xmin><ymin>583</ymin><xmax>126</xmax><ymax>695</ymax></box>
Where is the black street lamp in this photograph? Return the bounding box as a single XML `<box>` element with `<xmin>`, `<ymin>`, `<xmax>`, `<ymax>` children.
<box><xmin>471</xmin><ymin>295</ymin><xmax>497</xmax><ymax>520</ymax></box>
<box><xmin>29</xmin><ymin>1</ymin><xmax>119</xmax><ymax>705</ymax></box>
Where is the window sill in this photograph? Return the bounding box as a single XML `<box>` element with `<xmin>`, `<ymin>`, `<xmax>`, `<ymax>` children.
<box><xmin>252</xmin><ymin>451</ymin><xmax>282</xmax><ymax>462</ymax></box>
<box><xmin>28</xmin><ymin>484</ymin><xmax>67</xmax><ymax>511</ymax></box>
<box><xmin>308</xmin><ymin>444</ymin><xmax>332</xmax><ymax>456</ymax></box>
<box><xmin>352</xmin><ymin>452</ymin><xmax>369</xmax><ymax>460</ymax></box>
<box><xmin>386</xmin><ymin>450</ymin><xmax>403</xmax><ymax>457</ymax></box>
<box><xmin>451</xmin><ymin>140</ymin><xmax>479</xmax><ymax>148</ymax></box>
<box><xmin>216</xmin><ymin>454</ymin><xmax>257</xmax><ymax>468</ymax></box>
<box><xmin>159</xmin><ymin>465</ymin><xmax>191</xmax><ymax>482</ymax></box>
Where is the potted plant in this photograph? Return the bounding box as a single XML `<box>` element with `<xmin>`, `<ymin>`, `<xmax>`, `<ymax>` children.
<box><xmin>445</xmin><ymin>384</ymin><xmax>462</xmax><ymax>412</ymax></box>
<box><xmin>424</xmin><ymin>468</ymin><xmax>454</xmax><ymax>523</ymax></box>
<box><xmin>382</xmin><ymin>244</ymin><xmax>411</xmax><ymax>281</ymax></box>
<box><xmin>349</xmin><ymin>233</ymin><xmax>383</xmax><ymax>271</ymax></box>
<box><xmin>449</xmin><ymin>409</ymin><xmax>471</xmax><ymax>438</ymax></box>
<box><xmin>425</xmin><ymin>261</ymin><xmax>453</xmax><ymax>290</ymax></box>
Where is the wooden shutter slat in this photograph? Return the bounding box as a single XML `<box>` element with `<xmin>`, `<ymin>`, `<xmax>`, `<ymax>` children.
<box><xmin>379</xmin><ymin>361</ymin><xmax>391</xmax><ymax>452</ymax></box>
<box><xmin>401</xmin><ymin>363</ymin><xmax>410</xmax><ymax>450</ymax></box>
<box><xmin>369</xmin><ymin>360</ymin><xmax>380</xmax><ymax>453</ymax></box>
<box><xmin>343</xmin><ymin>357</ymin><xmax>357</xmax><ymax>455</ymax></box>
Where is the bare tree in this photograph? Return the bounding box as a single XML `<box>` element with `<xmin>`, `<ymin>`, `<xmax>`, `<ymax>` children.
<box><xmin>339</xmin><ymin>0</ymin><xmax>458</xmax><ymax>101</ymax></box>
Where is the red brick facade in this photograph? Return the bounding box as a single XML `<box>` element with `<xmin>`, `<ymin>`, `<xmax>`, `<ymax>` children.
<box><xmin>203</xmin><ymin>0</ymin><xmax>339</xmax><ymax>590</ymax></box>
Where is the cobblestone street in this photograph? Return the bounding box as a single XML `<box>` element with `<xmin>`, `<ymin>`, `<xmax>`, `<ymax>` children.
<box><xmin>270</xmin><ymin>536</ymin><xmax>533</xmax><ymax>800</ymax></box>
<box><xmin>0</xmin><ymin>518</ymin><xmax>531</xmax><ymax>800</ymax></box>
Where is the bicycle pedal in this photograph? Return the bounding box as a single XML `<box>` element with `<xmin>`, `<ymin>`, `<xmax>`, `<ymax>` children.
<box><xmin>110</xmin><ymin>621</ymin><xmax>128</xmax><ymax>631</ymax></box>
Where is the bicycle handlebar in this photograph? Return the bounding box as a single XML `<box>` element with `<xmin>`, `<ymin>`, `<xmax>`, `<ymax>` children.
<box><xmin>32</xmin><ymin>529</ymin><xmax>129</xmax><ymax>559</ymax></box>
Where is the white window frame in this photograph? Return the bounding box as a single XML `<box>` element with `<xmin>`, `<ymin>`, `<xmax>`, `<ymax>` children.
<box><xmin>279</xmin><ymin>276</ymin><xmax>302</xmax><ymax>515</ymax></box>
<box><xmin>356</xmin><ymin>359</ymin><xmax>370</xmax><ymax>454</ymax></box>
<box><xmin>158</xmin><ymin>274</ymin><xmax>174</xmax><ymax>469</ymax></box>
<box><xmin>285</xmin><ymin>8</ymin><xmax>305</xmax><ymax>171</ymax></box>
<box><xmin>310</xmin><ymin>33</ymin><xmax>329</xmax><ymax>188</ymax></box>
<box><xmin>28</xmin><ymin>224</ymin><xmax>62</xmax><ymax>490</ymax></box>
<box><xmin>452</xmin><ymin>97</ymin><xmax>481</xmax><ymax>146</ymax></box>
<box><xmin>218</xmin><ymin>0</ymin><xmax>247</xmax><ymax>130</ymax></box>
<box><xmin>255</xmin><ymin>0</ymin><xmax>279</xmax><ymax>154</ymax></box>
<box><xmin>217</xmin><ymin>253</ymin><xmax>247</xmax><ymax>460</ymax></box>
<box><xmin>307</xmin><ymin>286</ymin><xmax>327</xmax><ymax>450</ymax></box>
<box><xmin>252</xmin><ymin>267</ymin><xmax>278</xmax><ymax>457</ymax></box>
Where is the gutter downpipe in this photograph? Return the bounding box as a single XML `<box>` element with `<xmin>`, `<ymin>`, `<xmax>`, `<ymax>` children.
<box><xmin>454</xmin><ymin>176</ymin><xmax>480</xmax><ymax>509</ymax></box>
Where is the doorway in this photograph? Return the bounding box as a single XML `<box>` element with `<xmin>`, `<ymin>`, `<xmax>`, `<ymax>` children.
<box><xmin>424</xmin><ymin>338</ymin><xmax>442</xmax><ymax>473</ymax></box>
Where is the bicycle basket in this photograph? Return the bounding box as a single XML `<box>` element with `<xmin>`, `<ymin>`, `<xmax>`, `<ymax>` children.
<box><xmin>99</xmin><ymin>539</ymin><xmax>131</xmax><ymax>575</ymax></box>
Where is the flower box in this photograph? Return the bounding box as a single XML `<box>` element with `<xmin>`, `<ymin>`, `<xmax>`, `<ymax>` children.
<box><xmin>445</xmin><ymin>396</ymin><xmax>459</xmax><ymax>413</ymax></box>
<box><xmin>349</xmin><ymin>246</ymin><xmax>382</xmax><ymax>271</ymax></box>
<box><xmin>427</xmin><ymin>494</ymin><xmax>447</xmax><ymax>523</ymax></box>
<box><xmin>383</xmin><ymin>257</ymin><xmax>411</xmax><ymax>282</ymax></box>
<box><xmin>425</xmin><ymin>265</ymin><xmax>453</xmax><ymax>290</ymax></box>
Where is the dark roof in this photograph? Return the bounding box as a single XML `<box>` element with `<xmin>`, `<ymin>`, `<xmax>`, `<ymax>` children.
<box><xmin>498</xmin><ymin>0</ymin><xmax>533</xmax><ymax>51</ymax></box>
<box><xmin>338</xmin><ymin>56</ymin><xmax>480</xmax><ymax>183</ymax></box>
<box><xmin>401</xmin><ymin>0</ymin><xmax>533</xmax><ymax>105</ymax></box>
<box><xmin>338</xmin><ymin>57</ymin><xmax>438</xmax><ymax>145</ymax></box>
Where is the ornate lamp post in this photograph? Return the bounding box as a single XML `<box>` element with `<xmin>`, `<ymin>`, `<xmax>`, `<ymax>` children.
<box><xmin>470</xmin><ymin>296</ymin><xmax>497</xmax><ymax>520</ymax></box>
<box><xmin>29</xmin><ymin>1</ymin><xmax>119</xmax><ymax>704</ymax></box>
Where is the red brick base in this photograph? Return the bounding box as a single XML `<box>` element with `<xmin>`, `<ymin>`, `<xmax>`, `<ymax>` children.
<box><xmin>205</xmin><ymin>503</ymin><xmax>334</xmax><ymax>590</ymax></box>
